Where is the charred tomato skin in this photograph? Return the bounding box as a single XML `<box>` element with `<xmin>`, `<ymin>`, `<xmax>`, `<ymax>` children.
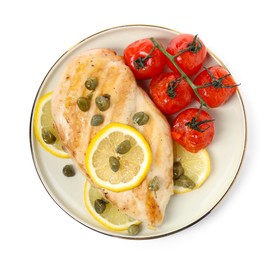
<box><xmin>171</xmin><ymin>108</ymin><xmax>215</xmax><ymax>153</ymax></box>
<box><xmin>124</xmin><ymin>38</ymin><xmax>166</xmax><ymax>80</ymax></box>
<box><xmin>166</xmin><ymin>34</ymin><xmax>207</xmax><ymax>77</ymax></box>
<box><xmin>149</xmin><ymin>72</ymin><xmax>195</xmax><ymax>115</ymax></box>
<box><xmin>194</xmin><ymin>66</ymin><xmax>238</xmax><ymax>108</ymax></box>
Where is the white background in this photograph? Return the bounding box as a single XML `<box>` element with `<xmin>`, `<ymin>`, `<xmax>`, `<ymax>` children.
<box><xmin>0</xmin><ymin>0</ymin><xmax>273</xmax><ymax>259</ymax></box>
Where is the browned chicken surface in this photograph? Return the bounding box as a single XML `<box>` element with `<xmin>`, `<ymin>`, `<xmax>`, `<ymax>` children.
<box><xmin>51</xmin><ymin>49</ymin><xmax>173</xmax><ymax>227</ymax></box>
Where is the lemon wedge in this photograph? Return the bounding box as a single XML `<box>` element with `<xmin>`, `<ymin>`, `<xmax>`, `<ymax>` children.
<box><xmin>173</xmin><ymin>142</ymin><xmax>211</xmax><ymax>194</ymax></box>
<box><xmin>84</xmin><ymin>181</ymin><xmax>141</xmax><ymax>231</ymax></box>
<box><xmin>85</xmin><ymin>122</ymin><xmax>152</xmax><ymax>192</ymax></box>
<box><xmin>33</xmin><ymin>92</ymin><xmax>69</xmax><ymax>158</ymax></box>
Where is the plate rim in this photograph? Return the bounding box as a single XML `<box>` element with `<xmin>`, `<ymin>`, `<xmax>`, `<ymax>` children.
<box><xmin>29</xmin><ymin>24</ymin><xmax>248</xmax><ymax>240</ymax></box>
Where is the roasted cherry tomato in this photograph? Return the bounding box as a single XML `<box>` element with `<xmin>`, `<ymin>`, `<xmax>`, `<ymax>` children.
<box><xmin>171</xmin><ymin>108</ymin><xmax>214</xmax><ymax>153</ymax></box>
<box><xmin>149</xmin><ymin>72</ymin><xmax>195</xmax><ymax>115</ymax></box>
<box><xmin>166</xmin><ymin>34</ymin><xmax>207</xmax><ymax>77</ymax></box>
<box><xmin>194</xmin><ymin>66</ymin><xmax>239</xmax><ymax>108</ymax></box>
<box><xmin>124</xmin><ymin>38</ymin><xmax>166</xmax><ymax>80</ymax></box>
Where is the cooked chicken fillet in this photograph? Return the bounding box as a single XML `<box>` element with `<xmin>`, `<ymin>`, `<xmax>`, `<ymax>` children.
<box><xmin>51</xmin><ymin>49</ymin><xmax>173</xmax><ymax>227</ymax></box>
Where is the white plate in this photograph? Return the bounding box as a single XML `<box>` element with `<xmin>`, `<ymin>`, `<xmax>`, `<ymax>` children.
<box><xmin>29</xmin><ymin>25</ymin><xmax>247</xmax><ymax>239</ymax></box>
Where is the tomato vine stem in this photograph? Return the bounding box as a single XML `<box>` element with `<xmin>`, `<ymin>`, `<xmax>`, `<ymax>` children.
<box><xmin>149</xmin><ymin>37</ymin><xmax>209</xmax><ymax>108</ymax></box>
<box><xmin>185</xmin><ymin>105</ymin><xmax>214</xmax><ymax>132</ymax></box>
<box><xmin>196</xmin><ymin>67</ymin><xmax>240</xmax><ymax>89</ymax></box>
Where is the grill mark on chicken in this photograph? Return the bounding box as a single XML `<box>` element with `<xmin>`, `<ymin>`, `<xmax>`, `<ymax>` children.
<box><xmin>146</xmin><ymin>191</ymin><xmax>162</xmax><ymax>226</ymax></box>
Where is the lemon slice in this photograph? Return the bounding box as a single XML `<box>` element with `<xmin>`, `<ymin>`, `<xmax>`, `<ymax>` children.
<box><xmin>33</xmin><ymin>92</ymin><xmax>69</xmax><ymax>158</ymax></box>
<box><xmin>84</xmin><ymin>181</ymin><xmax>141</xmax><ymax>231</ymax></box>
<box><xmin>173</xmin><ymin>142</ymin><xmax>211</xmax><ymax>194</ymax></box>
<box><xmin>85</xmin><ymin>122</ymin><xmax>152</xmax><ymax>192</ymax></box>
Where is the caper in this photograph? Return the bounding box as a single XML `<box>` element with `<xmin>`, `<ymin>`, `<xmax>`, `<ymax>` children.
<box><xmin>94</xmin><ymin>199</ymin><xmax>108</xmax><ymax>214</ymax></box>
<box><xmin>174</xmin><ymin>175</ymin><xmax>195</xmax><ymax>189</ymax></box>
<box><xmin>173</xmin><ymin>161</ymin><xmax>184</xmax><ymax>180</ymax></box>
<box><xmin>116</xmin><ymin>140</ymin><xmax>131</xmax><ymax>154</ymax></box>
<box><xmin>95</xmin><ymin>95</ymin><xmax>110</xmax><ymax>111</ymax></box>
<box><xmin>77</xmin><ymin>97</ymin><xmax>90</xmax><ymax>112</ymax></box>
<box><xmin>132</xmin><ymin>112</ymin><xmax>149</xmax><ymax>126</ymax></box>
<box><xmin>128</xmin><ymin>224</ymin><xmax>141</xmax><ymax>236</ymax></box>
<box><xmin>85</xmin><ymin>77</ymin><xmax>98</xmax><ymax>90</ymax></box>
<box><xmin>148</xmin><ymin>176</ymin><xmax>160</xmax><ymax>191</ymax></box>
<box><xmin>109</xmin><ymin>156</ymin><xmax>120</xmax><ymax>172</ymax></box>
<box><xmin>90</xmin><ymin>114</ymin><xmax>104</xmax><ymax>126</ymax></box>
<box><xmin>42</xmin><ymin>129</ymin><xmax>56</xmax><ymax>144</ymax></box>
<box><xmin>62</xmin><ymin>164</ymin><xmax>75</xmax><ymax>177</ymax></box>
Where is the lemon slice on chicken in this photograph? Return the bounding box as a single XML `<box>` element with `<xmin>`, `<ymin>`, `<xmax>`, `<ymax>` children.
<box><xmin>85</xmin><ymin>122</ymin><xmax>152</xmax><ymax>192</ymax></box>
<box><xmin>33</xmin><ymin>92</ymin><xmax>69</xmax><ymax>158</ymax></box>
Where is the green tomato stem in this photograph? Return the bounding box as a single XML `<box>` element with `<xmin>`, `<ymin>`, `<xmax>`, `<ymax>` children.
<box><xmin>149</xmin><ymin>37</ymin><xmax>209</xmax><ymax>108</ymax></box>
